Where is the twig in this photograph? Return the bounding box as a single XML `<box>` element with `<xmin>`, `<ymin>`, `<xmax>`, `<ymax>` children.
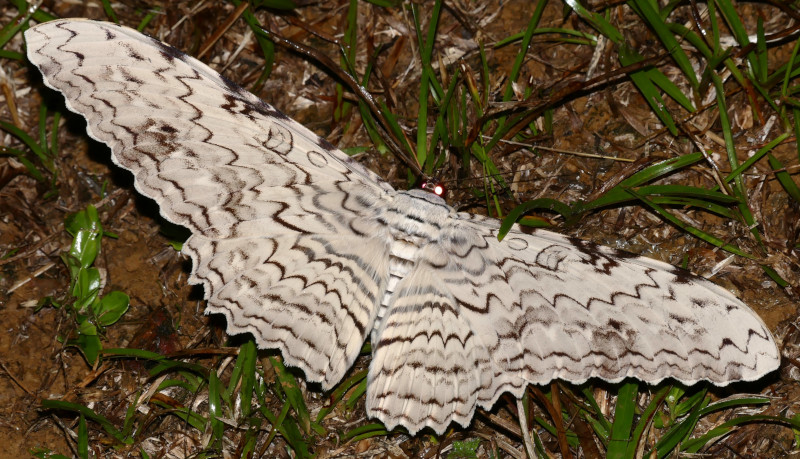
<box><xmin>0</xmin><ymin>360</ymin><xmax>34</xmax><ymax>395</ymax></box>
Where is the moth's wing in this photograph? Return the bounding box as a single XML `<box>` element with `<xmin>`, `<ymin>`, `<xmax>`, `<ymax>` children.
<box><xmin>474</xmin><ymin>218</ymin><xmax>779</xmax><ymax>383</ymax></box>
<box><xmin>26</xmin><ymin>19</ymin><xmax>393</xmax><ymax>387</ymax></box>
<box><xmin>368</xmin><ymin>212</ymin><xmax>780</xmax><ymax>434</ymax></box>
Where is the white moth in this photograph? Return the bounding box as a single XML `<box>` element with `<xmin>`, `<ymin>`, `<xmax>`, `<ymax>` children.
<box><xmin>26</xmin><ymin>19</ymin><xmax>780</xmax><ymax>435</ymax></box>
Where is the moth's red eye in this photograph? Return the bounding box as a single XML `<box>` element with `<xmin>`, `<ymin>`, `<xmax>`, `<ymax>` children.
<box><xmin>421</xmin><ymin>181</ymin><xmax>447</xmax><ymax>198</ymax></box>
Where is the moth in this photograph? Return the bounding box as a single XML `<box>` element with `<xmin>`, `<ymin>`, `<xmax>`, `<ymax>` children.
<box><xmin>26</xmin><ymin>19</ymin><xmax>780</xmax><ymax>435</ymax></box>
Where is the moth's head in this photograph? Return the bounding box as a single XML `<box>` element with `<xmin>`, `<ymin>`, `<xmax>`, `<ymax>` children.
<box><xmin>420</xmin><ymin>180</ymin><xmax>447</xmax><ymax>199</ymax></box>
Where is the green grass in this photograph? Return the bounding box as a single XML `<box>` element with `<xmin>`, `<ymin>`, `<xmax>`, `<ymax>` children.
<box><xmin>4</xmin><ymin>0</ymin><xmax>799</xmax><ymax>457</ymax></box>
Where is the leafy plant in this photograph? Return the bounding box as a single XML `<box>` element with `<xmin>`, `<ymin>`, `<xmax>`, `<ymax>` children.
<box><xmin>39</xmin><ymin>205</ymin><xmax>130</xmax><ymax>365</ymax></box>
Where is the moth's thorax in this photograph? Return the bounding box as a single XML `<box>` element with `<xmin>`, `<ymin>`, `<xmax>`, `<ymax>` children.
<box><xmin>384</xmin><ymin>189</ymin><xmax>452</xmax><ymax>243</ymax></box>
<box><xmin>372</xmin><ymin>189</ymin><xmax>454</xmax><ymax>339</ymax></box>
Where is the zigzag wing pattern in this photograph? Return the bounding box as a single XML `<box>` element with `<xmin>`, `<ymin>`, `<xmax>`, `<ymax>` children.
<box><xmin>25</xmin><ymin>19</ymin><xmax>393</xmax><ymax>388</ymax></box>
<box><xmin>368</xmin><ymin>209</ymin><xmax>779</xmax><ymax>433</ymax></box>
<box><xmin>26</xmin><ymin>19</ymin><xmax>781</xmax><ymax>436</ymax></box>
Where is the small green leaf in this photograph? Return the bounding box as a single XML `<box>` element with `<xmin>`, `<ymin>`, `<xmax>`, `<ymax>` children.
<box><xmin>93</xmin><ymin>291</ymin><xmax>130</xmax><ymax>326</ymax></box>
<box><xmin>69</xmin><ymin>230</ymin><xmax>101</xmax><ymax>270</ymax></box>
<box><xmin>77</xmin><ymin>318</ymin><xmax>98</xmax><ymax>336</ymax></box>
<box><xmin>74</xmin><ymin>333</ymin><xmax>102</xmax><ymax>365</ymax></box>
<box><xmin>448</xmin><ymin>438</ymin><xmax>481</xmax><ymax>458</ymax></box>
<box><xmin>73</xmin><ymin>267</ymin><xmax>102</xmax><ymax>310</ymax></box>
<box><xmin>65</xmin><ymin>205</ymin><xmax>102</xmax><ymax>236</ymax></box>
